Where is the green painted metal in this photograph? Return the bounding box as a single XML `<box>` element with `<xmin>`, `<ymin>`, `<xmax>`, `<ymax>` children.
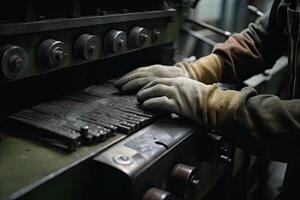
<box><xmin>0</xmin><ymin>130</ymin><xmax>125</xmax><ymax>200</ymax></box>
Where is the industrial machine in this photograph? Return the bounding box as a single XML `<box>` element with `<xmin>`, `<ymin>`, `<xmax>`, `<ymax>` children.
<box><xmin>0</xmin><ymin>0</ymin><xmax>234</xmax><ymax>199</ymax></box>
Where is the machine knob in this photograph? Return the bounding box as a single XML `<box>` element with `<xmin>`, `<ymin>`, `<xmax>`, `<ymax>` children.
<box><xmin>37</xmin><ymin>39</ymin><xmax>67</xmax><ymax>67</ymax></box>
<box><xmin>169</xmin><ymin>164</ymin><xmax>200</xmax><ymax>199</ymax></box>
<box><xmin>0</xmin><ymin>45</ymin><xmax>28</xmax><ymax>79</ymax></box>
<box><xmin>104</xmin><ymin>30</ymin><xmax>127</xmax><ymax>54</ymax></box>
<box><xmin>129</xmin><ymin>27</ymin><xmax>149</xmax><ymax>48</ymax></box>
<box><xmin>152</xmin><ymin>29</ymin><xmax>161</xmax><ymax>42</ymax></box>
<box><xmin>74</xmin><ymin>34</ymin><xmax>100</xmax><ymax>61</ymax></box>
<box><xmin>143</xmin><ymin>188</ymin><xmax>182</xmax><ymax>200</ymax></box>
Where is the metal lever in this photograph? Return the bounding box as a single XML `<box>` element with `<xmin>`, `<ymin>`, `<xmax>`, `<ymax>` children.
<box><xmin>181</xmin><ymin>26</ymin><xmax>216</xmax><ymax>47</ymax></box>
<box><xmin>248</xmin><ymin>5</ymin><xmax>264</xmax><ymax>17</ymax></box>
<box><xmin>185</xmin><ymin>18</ymin><xmax>232</xmax><ymax>38</ymax></box>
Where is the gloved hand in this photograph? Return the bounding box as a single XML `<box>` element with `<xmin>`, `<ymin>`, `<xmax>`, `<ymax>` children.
<box><xmin>114</xmin><ymin>64</ymin><xmax>189</xmax><ymax>93</ymax></box>
<box><xmin>115</xmin><ymin>54</ymin><xmax>222</xmax><ymax>93</ymax></box>
<box><xmin>137</xmin><ymin>77</ymin><xmax>241</xmax><ymax>129</ymax></box>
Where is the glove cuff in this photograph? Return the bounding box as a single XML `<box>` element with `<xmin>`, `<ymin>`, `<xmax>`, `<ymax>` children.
<box><xmin>175</xmin><ymin>54</ymin><xmax>223</xmax><ymax>84</ymax></box>
<box><xmin>204</xmin><ymin>84</ymin><xmax>241</xmax><ymax>129</ymax></box>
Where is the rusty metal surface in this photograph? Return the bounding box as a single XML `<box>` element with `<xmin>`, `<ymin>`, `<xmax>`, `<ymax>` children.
<box><xmin>0</xmin><ymin>129</ymin><xmax>125</xmax><ymax>200</ymax></box>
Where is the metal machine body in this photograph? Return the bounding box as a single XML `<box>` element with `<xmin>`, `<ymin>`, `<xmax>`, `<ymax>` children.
<box><xmin>0</xmin><ymin>1</ymin><xmax>235</xmax><ymax>199</ymax></box>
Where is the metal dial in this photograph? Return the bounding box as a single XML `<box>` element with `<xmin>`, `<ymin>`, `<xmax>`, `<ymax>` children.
<box><xmin>104</xmin><ymin>30</ymin><xmax>127</xmax><ymax>54</ymax></box>
<box><xmin>129</xmin><ymin>27</ymin><xmax>149</xmax><ymax>48</ymax></box>
<box><xmin>74</xmin><ymin>34</ymin><xmax>100</xmax><ymax>61</ymax></box>
<box><xmin>37</xmin><ymin>39</ymin><xmax>67</xmax><ymax>67</ymax></box>
<box><xmin>0</xmin><ymin>45</ymin><xmax>28</xmax><ymax>79</ymax></box>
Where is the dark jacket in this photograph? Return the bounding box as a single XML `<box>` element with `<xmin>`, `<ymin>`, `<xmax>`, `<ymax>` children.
<box><xmin>212</xmin><ymin>0</ymin><xmax>300</xmax><ymax>198</ymax></box>
<box><xmin>213</xmin><ymin>0</ymin><xmax>300</xmax><ymax>163</ymax></box>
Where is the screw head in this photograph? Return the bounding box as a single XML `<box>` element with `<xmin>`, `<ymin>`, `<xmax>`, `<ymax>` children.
<box><xmin>53</xmin><ymin>47</ymin><xmax>64</xmax><ymax>61</ymax></box>
<box><xmin>139</xmin><ymin>33</ymin><xmax>149</xmax><ymax>43</ymax></box>
<box><xmin>117</xmin><ymin>39</ymin><xmax>125</xmax><ymax>48</ymax></box>
<box><xmin>113</xmin><ymin>155</ymin><xmax>133</xmax><ymax>165</ymax></box>
<box><xmin>8</xmin><ymin>56</ymin><xmax>24</xmax><ymax>72</ymax></box>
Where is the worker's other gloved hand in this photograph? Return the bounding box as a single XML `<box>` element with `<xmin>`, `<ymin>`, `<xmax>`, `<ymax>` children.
<box><xmin>114</xmin><ymin>64</ymin><xmax>189</xmax><ymax>93</ymax></box>
<box><xmin>115</xmin><ymin>54</ymin><xmax>222</xmax><ymax>94</ymax></box>
<box><xmin>137</xmin><ymin>77</ymin><xmax>240</xmax><ymax>129</ymax></box>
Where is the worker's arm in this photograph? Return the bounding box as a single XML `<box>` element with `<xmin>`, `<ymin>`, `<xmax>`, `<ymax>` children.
<box><xmin>209</xmin><ymin>0</ymin><xmax>300</xmax><ymax>163</ymax></box>
<box><xmin>213</xmin><ymin>0</ymin><xmax>288</xmax><ymax>83</ymax></box>
<box><xmin>137</xmin><ymin>77</ymin><xmax>300</xmax><ymax>164</ymax></box>
<box><xmin>115</xmin><ymin>1</ymin><xmax>287</xmax><ymax>92</ymax></box>
<box><xmin>229</xmin><ymin>89</ymin><xmax>300</xmax><ymax>164</ymax></box>
<box><xmin>169</xmin><ymin>0</ymin><xmax>288</xmax><ymax>85</ymax></box>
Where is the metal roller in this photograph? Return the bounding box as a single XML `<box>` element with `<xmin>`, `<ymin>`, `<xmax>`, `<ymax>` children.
<box><xmin>169</xmin><ymin>164</ymin><xmax>200</xmax><ymax>199</ymax></box>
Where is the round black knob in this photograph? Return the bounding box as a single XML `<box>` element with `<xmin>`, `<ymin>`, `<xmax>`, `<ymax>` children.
<box><xmin>129</xmin><ymin>27</ymin><xmax>149</xmax><ymax>48</ymax></box>
<box><xmin>37</xmin><ymin>39</ymin><xmax>67</xmax><ymax>67</ymax></box>
<box><xmin>104</xmin><ymin>30</ymin><xmax>127</xmax><ymax>54</ymax></box>
<box><xmin>74</xmin><ymin>34</ymin><xmax>100</xmax><ymax>61</ymax></box>
<box><xmin>152</xmin><ymin>29</ymin><xmax>161</xmax><ymax>42</ymax></box>
<box><xmin>0</xmin><ymin>45</ymin><xmax>28</xmax><ymax>79</ymax></box>
<box><xmin>169</xmin><ymin>164</ymin><xmax>200</xmax><ymax>199</ymax></box>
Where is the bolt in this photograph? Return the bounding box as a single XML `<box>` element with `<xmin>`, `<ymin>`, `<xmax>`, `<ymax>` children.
<box><xmin>53</xmin><ymin>47</ymin><xmax>64</xmax><ymax>61</ymax></box>
<box><xmin>139</xmin><ymin>34</ymin><xmax>149</xmax><ymax>43</ymax></box>
<box><xmin>120</xmin><ymin>156</ymin><xmax>129</xmax><ymax>161</ymax></box>
<box><xmin>113</xmin><ymin>155</ymin><xmax>133</xmax><ymax>165</ymax></box>
<box><xmin>9</xmin><ymin>56</ymin><xmax>24</xmax><ymax>72</ymax></box>
<box><xmin>117</xmin><ymin>39</ymin><xmax>125</xmax><ymax>49</ymax></box>
<box><xmin>88</xmin><ymin>45</ymin><xmax>96</xmax><ymax>54</ymax></box>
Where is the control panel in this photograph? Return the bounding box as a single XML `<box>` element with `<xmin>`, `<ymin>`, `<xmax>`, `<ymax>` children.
<box><xmin>91</xmin><ymin>118</ymin><xmax>234</xmax><ymax>200</ymax></box>
<box><xmin>0</xmin><ymin>9</ymin><xmax>179</xmax><ymax>83</ymax></box>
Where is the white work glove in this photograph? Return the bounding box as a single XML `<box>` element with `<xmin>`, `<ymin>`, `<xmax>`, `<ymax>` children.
<box><xmin>137</xmin><ymin>77</ymin><xmax>241</xmax><ymax>129</ymax></box>
<box><xmin>115</xmin><ymin>54</ymin><xmax>222</xmax><ymax>94</ymax></box>
<box><xmin>114</xmin><ymin>64</ymin><xmax>189</xmax><ymax>93</ymax></box>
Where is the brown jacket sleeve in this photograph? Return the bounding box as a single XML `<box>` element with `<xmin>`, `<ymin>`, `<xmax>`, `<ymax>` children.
<box><xmin>212</xmin><ymin>0</ymin><xmax>288</xmax><ymax>83</ymax></box>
